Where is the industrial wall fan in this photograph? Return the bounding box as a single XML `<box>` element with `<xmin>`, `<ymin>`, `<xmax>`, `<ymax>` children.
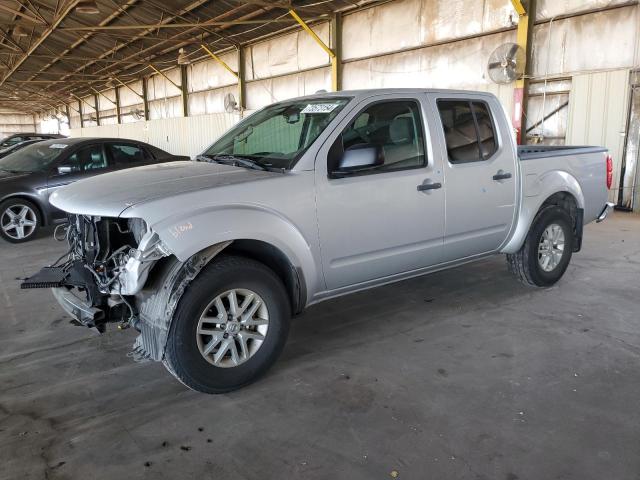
<box><xmin>224</xmin><ymin>92</ymin><xmax>240</xmax><ymax>113</ymax></box>
<box><xmin>131</xmin><ymin>108</ymin><xmax>145</xmax><ymax>120</ymax></box>
<box><xmin>487</xmin><ymin>42</ymin><xmax>525</xmax><ymax>84</ymax></box>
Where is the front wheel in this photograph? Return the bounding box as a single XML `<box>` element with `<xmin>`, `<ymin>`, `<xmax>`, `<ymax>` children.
<box><xmin>507</xmin><ymin>206</ymin><xmax>574</xmax><ymax>287</ymax></box>
<box><xmin>0</xmin><ymin>198</ymin><xmax>40</xmax><ymax>243</ymax></box>
<box><xmin>163</xmin><ymin>255</ymin><xmax>291</xmax><ymax>394</ymax></box>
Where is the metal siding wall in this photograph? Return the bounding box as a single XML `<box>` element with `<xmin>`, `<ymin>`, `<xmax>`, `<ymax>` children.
<box><xmin>70</xmin><ymin>112</ymin><xmax>237</xmax><ymax>157</ymax></box>
<box><xmin>342</xmin><ymin>29</ymin><xmax>517</xmax><ymax>113</ymax></box>
<box><xmin>567</xmin><ymin>69</ymin><xmax>630</xmax><ymax>203</ymax></box>
<box><xmin>188</xmin><ymin>52</ymin><xmax>238</xmax><ymax>93</ymax></box>
<box><xmin>189</xmin><ymin>85</ymin><xmax>238</xmax><ymax>115</ymax></box>
<box><xmin>341</xmin><ymin>0</ymin><xmax>516</xmax><ymax>61</ymax></box>
<box><xmin>0</xmin><ymin>113</ymin><xmax>36</xmax><ymax>137</ymax></box>
<box><xmin>536</xmin><ymin>0</ymin><xmax>632</xmax><ymax>19</ymax></box>
<box><xmin>531</xmin><ymin>6</ymin><xmax>638</xmax><ymax>78</ymax></box>
<box><xmin>245</xmin><ymin>67</ymin><xmax>331</xmax><ymax>111</ymax></box>
<box><xmin>244</xmin><ymin>22</ymin><xmax>330</xmax><ymax>80</ymax></box>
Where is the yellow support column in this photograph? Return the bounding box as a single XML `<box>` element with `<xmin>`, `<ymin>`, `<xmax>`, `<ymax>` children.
<box><xmin>201</xmin><ymin>44</ymin><xmax>245</xmax><ymax>112</ymax></box>
<box><xmin>510</xmin><ymin>0</ymin><xmax>535</xmax><ymax>144</ymax></box>
<box><xmin>289</xmin><ymin>9</ymin><xmax>339</xmax><ymax>92</ymax></box>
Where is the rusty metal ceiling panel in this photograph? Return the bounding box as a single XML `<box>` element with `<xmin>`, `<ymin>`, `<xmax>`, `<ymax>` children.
<box><xmin>0</xmin><ymin>0</ymin><xmax>353</xmax><ymax>112</ymax></box>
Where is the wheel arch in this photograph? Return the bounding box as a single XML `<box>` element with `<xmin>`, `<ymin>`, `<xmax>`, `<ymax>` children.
<box><xmin>223</xmin><ymin>239</ymin><xmax>307</xmax><ymax>315</ymax></box>
<box><xmin>502</xmin><ymin>175</ymin><xmax>583</xmax><ymax>255</ymax></box>
<box><xmin>132</xmin><ymin>236</ymin><xmax>307</xmax><ymax>362</ymax></box>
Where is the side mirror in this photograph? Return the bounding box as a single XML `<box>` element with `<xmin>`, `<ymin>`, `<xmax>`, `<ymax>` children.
<box><xmin>333</xmin><ymin>144</ymin><xmax>384</xmax><ymax>176</ymax></box>
<box><xmin>57</xmin><ymin>165</ymin><xmax>76</xmax><ymax>175</ymax></box>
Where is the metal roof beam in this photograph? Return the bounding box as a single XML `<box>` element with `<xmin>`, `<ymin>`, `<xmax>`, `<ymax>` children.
<box><xmin>0</xmin><ymin>0</ymin><xmax>80</xmax><ymax>88</ymax></box>
<box><xmin>58</xmin><ymin>19</ymin><xmax>296</xmax><ymax>31</ymax></box>
<box><xmin>54</xmin><ymin>0</ymin><xmax>211</xmax><ymax>86</ymax></box>
<box><xmin>27</xmin><ymin>0</ymin><xmax>139</xmax><ymax>81</ymax></box>
<box><xmin>0</xmin><ymin>4</ymin><xmax>46</xmax><ymax>24</ymax></box>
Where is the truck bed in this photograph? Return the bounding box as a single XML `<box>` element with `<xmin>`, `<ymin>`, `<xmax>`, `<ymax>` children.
<box><xmin>518</xmin><ymin>145</ymin><xmax>607</xmax><ymax>161</ymax></box>
<box><xmin>517</xmin><ymin>145</ymin><xmax>609</xmax><ymax>225</ymax></box>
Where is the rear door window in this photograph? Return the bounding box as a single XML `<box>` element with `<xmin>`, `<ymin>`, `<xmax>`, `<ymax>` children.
<box><xmin>107</xmin><ymin>143</ymin><xmax>149</xmax><ymax>165</ymax></box>
<box><xmin>437</xmin><ymin>100</ymin><xmax>498</xmax><ymax>163</ymax></box>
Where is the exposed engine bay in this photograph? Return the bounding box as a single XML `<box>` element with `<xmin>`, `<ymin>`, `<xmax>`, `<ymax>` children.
<box><xmin>21</xmin><ymin>214</ymin><xmax>170</xmax><ymax>332</ymax></box>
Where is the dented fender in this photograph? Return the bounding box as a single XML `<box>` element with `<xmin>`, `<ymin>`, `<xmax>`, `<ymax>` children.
<box><xmin>124</xmin><ymin>204</ymin><xmax>321</xmax><ymax>305</ymax></box>
<box><xmin>132</xmin><ymin>241</ymin><xmax>231</xmax><ymax>361</ymax></box>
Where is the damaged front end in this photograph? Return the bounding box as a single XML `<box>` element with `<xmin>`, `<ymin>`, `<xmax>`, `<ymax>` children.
<box><xmin>21</xmin><ymin>214</ymin><xmax>171</xmax><ymax>333</ymax></box>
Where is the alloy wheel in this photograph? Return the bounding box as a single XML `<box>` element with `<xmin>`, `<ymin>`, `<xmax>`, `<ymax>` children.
<box><xmin>196</xmin><ymin>288</ymin><xmax>269</xmax><ymax>368</ymax></box>
<box><xmin>538</xmin><ymin>223</ymin><xmax>565</xmax><ymax>272</ymax></box>
<box><xmin>1</xmin><ymin>204</ymin><xmax>37</xmax><ymax>240</ymax></box>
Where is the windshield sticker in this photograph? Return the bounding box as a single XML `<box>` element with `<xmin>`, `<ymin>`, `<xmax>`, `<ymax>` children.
<box><xmin>301</xmin><ymin>103</ymin><xmax>340</xmax><ymax>114</ymax></box>
<box><xmin>49</xmin><ymin>144</ymin><xmax>68</xmax><ymax>149</ymax></box>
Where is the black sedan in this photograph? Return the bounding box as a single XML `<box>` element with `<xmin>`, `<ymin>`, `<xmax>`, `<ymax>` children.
<box><xmin>0</xmin><ymin>133</ymin><xmax>64</xmax><ymax>149</ymax></box>
<box><xmin>0</xmin><ymin>139</ymin><xmax>45</xmax><ymax>159</ymax></box>
<box><xmin>0</xmin><ymin>137</ymin><xmax>189</xmax><ymax>243</ymax></box>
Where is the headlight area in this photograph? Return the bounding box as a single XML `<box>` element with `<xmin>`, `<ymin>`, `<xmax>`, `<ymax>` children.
<box><xmin>21</xmin><ymin>215</ymin><xmax>171</xmax><ymax>332</ymax></box>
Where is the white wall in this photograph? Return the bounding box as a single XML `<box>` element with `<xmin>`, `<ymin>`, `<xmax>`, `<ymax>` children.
<box><xmin>70</xmin><ymin>112</ymin><xmax>238</xmax><ymax>157</ymax></box>
<box><xmin>567</xmin><ymin>69</ymin><xmax>631</xmax><ymax>204</ymax></box>
<box><xmin>0</xmin><ymin>113</ymin><xmax>36</xmax><ymax>138</ymax></box>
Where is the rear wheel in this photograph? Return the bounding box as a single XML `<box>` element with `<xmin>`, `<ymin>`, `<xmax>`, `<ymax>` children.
<box><xmin>0</xmin><ymin>198</ymin><xmax>40</xmax><ymax>243</ymax></box>
<box><xmin>507</xmin><ymin>206</ymin><xmax>574</xmax><ymax>287</ymax></box>
<box><xmin>163</xmin><ymin>255</ymin><xmax>291</xmax><ymax>394</ymax></box>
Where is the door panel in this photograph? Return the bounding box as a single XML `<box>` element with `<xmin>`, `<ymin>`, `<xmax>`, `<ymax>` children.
<box><xmin>315</xmin><ymin>95</ymin><xmax>445</xmax><ymax>290</ymax></box>
<box><xmin>430</xmin><ymin>95</ymin><xmax>517</xmax><ymax>261</ymax></box>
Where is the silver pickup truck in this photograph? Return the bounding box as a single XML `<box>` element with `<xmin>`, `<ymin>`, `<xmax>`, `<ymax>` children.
<box><xmin>23</xmin><ymin>89</ymin><xmax>613</xmax><ymax>393</ymax></box>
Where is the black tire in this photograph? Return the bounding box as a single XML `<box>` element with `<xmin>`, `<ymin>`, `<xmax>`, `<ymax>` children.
<box><xmin>507</xmin><ymin>206</ymin><xmax>574</xmax><ymax>287</ymax></box>
<box><xmin>0</xmin><ymin>198</ymin><xmax>41</xmax><ymax>243</ymax></box>
<box><xmin>163</xmin><ymin>254</ymin><xmax>291</xmax><ymax>394</ymax></box>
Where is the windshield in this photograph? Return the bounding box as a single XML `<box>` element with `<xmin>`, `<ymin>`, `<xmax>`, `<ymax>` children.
<box><xmin>0</xmin><ymin>142</ymin><xmax>67</xmax><ymax>173</ymax></box>
<box><xmin>204</xmin><ymin>97</ymin><xmax>351</xmax><ymax>170</ymax></box>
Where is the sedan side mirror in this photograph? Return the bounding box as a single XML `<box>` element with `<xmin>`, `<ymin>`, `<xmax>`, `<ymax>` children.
<box><xmin>57</xmin><ymin>165</ymin><xmax>77</xmax><ymax>175</ymax></box>
<box><xmin>332</xmin><ymin>144</ymin><xmax>384</xmax><ymax>177</ymax></box>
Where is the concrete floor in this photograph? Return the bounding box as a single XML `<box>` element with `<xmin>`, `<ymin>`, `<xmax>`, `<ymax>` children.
<box><xmin>0</xmin><ymin>213</ymin><xmax>639</xmax><ymax>480</ymax></box>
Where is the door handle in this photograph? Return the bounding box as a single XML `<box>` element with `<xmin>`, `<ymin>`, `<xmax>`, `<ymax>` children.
<box><xmin>417</xmin><ymin>182</ymin><xmax>442</xmax><ymax>192</ymax></box>
<box><xmin>492</xmin><ymin>172</ymin><xmax>512</xmax><ymax>181</ymax></box>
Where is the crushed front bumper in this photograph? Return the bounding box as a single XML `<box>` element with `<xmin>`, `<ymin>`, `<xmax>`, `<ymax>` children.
<box><xmin>597</xmin><ymin>202</ymin><xmax>615</xmax><ymax>223</ymax></box>
<box><xmin>51</xmin><ymin>287</ymin><xmax>105</xmax><ymax>328</ymax></box>
<box><xmin>21</xmin><ymin>264</ymin><xmax>107</xmax><ymax>330</ymax></box>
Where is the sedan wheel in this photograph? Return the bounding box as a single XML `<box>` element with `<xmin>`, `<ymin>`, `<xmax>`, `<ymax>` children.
<box><xmin>0</xmin><ymin>201</ymin><xmax>39</xmax><ymax>243</ymax></box>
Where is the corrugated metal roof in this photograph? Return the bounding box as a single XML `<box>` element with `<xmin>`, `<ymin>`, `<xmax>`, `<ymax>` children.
<box><xmin>0</xmin><ymin>0</ymin><xmax>359</xmax><ymax>112</ymax></box>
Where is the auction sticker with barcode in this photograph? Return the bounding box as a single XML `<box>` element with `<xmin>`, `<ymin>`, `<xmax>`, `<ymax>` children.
<box><xmin>301</xmin><ymin>103</ymin><xmax>340</xmax><ymax>114</ymax></box>
<box><xmin>49</xmin><ymin>144</ymin><xmax>68</xmax><ymax>149</ymax></box>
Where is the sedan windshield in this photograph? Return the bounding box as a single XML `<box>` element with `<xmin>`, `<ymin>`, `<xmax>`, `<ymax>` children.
<box><xmin>203</xmin><ymin>97</ymin><xmax>351</xmax><ymax>170</ymax></box>
<box><xmin>0</xmin><ymin>142</ymin><xmax>67</xmax><ymax>173</ymax></box>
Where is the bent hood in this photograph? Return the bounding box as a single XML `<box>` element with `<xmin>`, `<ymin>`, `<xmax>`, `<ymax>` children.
<box><xmin>50</xmin><ymin>161</ymin><xmax>278</xmax><ymax>217</ymax></box>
